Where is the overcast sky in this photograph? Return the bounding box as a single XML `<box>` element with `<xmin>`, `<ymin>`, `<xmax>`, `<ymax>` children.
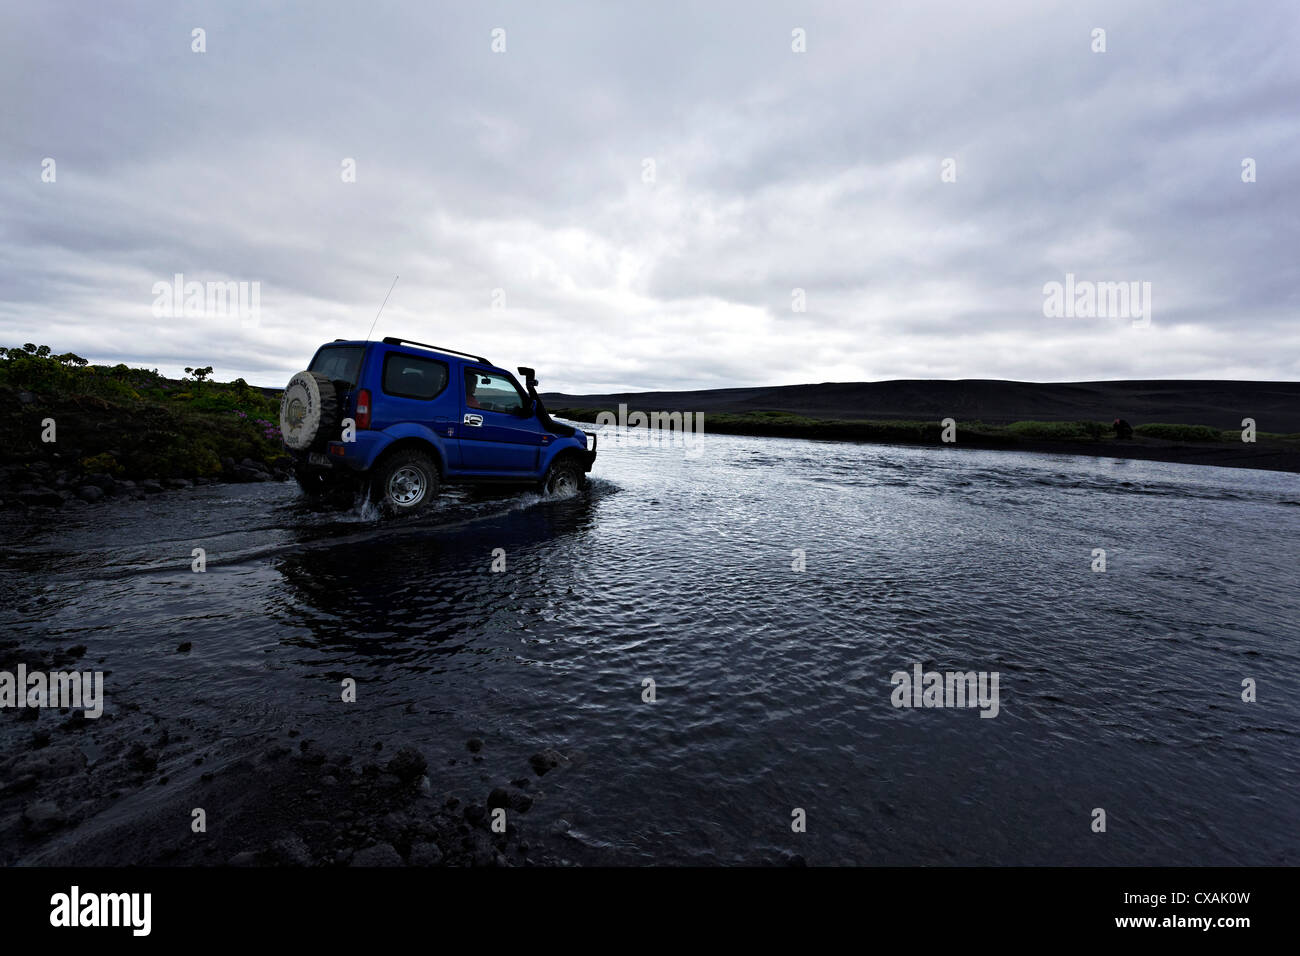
<box><xmin>2</xmin><ymin>1</ymin><xmax>1297</xmax><ymax>392</ymax></box>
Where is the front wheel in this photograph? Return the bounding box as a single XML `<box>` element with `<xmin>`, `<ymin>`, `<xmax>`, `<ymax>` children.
<box><xmin>542</xmin><ymin>457</ymin><xmax>585</xmax><ymax>496</ymax></box>
<box><xmin>370</xmin><ymin>449</ymin><xmax>439</xmax><ymax>513</ymax></box>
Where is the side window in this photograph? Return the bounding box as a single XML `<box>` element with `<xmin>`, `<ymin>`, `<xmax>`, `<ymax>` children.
<box><xmin>464</xmin><ymin>369</ymin><xmax>525</xmax><ymax>415</ymax></box>
<box><xmin>382</xmin><ymin>353</ymin><xmax>449</xmax><ymax>400</ymax></box>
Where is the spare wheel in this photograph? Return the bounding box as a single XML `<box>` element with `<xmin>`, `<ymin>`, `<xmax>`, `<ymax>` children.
<box><xmin>280</xmin><ymin>370</ymin><xmax>340</xmax><ymax>451</ymax></box>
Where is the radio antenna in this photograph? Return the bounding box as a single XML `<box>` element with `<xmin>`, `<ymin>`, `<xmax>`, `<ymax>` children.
<box><xmin>365</xmin><ymin>274</ymin><xmax>399</xmax><ymax>341</ymax></box>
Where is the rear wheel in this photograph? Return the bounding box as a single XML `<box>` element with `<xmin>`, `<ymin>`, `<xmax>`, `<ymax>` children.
<box><xmin>542</xmin><ymin>457</ymin><xmax>585</xmax><ymax>496</ymax></box>
<box><xmin>293</xmin><ymin>464</ymin><xmax>333</xmax><ymax>497</ymax></box>
<box><xmin>294</xmin><ymin>464</ymin><xmax>354</xmax><ymax>506</ymax></box>
<box><xmin>370</xmin><ymin>449</ymin><xmax>439</xmax><ymax>514</ymax></box>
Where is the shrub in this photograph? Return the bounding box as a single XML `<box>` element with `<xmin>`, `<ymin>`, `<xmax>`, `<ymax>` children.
<box><xmin>1134</xmin><ymin>423</ymin><xmax>1222</xmax><ymax>442</ymax></box>
<box><xmin>1005</xmin><ymin>420</ymin><xmax>1091</xmax><ymax>440</ymax></box>
<box><xmin>80</xmin><ymin>452</ymin><xmax>123</xmax><ymax>475</ymax></box>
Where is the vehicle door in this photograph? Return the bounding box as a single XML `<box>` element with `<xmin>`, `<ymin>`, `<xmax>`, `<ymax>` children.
<box><xmin>458</xmin><ymin>367</ymin><xmax>542</xmax><ymax>475</ymax></box>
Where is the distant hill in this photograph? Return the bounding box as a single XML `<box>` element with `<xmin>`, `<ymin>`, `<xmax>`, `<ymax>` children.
<box><xmin>542</xmin><ymin>379</ymin><xmax>1300</xmax><ymax>432</ymax></box>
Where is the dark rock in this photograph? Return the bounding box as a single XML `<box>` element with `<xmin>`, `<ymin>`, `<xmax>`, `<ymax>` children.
<box><xmin>139</xmin><ymin>479</ymin><xmax>164</xmax><ymax>494</ymax></box>
<box><xmin>19</xmin><ymin>488</ymin><xmax>63</xmax><ymax>507</ymax></box>
<box><xmin>164</xmin><ymin>477</ymin><xmax>193</xmax><ymax>489</ymax></box>
<box><xmin>269</xmin><ymin>833</ymin><xmax>313</xmax><ymax>866</ymax></box>
<box><xmin>17</xmin><ymin>391</ymin><xmax>35</xmax><ymax>405</ymax></box>
<box><xmin>408</xmin><ymin>841</ymin><xmax>444</xmax><ymax>866</ymax></box>
<box><xmin>463</xmin><ymin>803</ymin><xmax>486</xmax><ymax>827</ymax></box>
<box><xmin>466</xmin><ymin>737</ymin><xmax>484</xmax><ymax>753</ymax></box>
<box><xmin>76</xmin><ymin>485</ymin><xmax>104</xmax><ymax>503</ymax></box>
<box><xmin>85</xmin><ymin>473</ymin><xmax>116</xmax><ymax>491</ymax></box>
<box><xmin>487</xmin><ymin>786</ymin><xmax>532</xmax><ymax>813</ymax></box>
<box><xmin>528</xmin><ymin>748</ymin><xmax>568</xmax><ymax>776</ymax></box>
<box><xmin>22</xmin><ymin>800</ymin><xmax>66</xmax><ymax>834</ymax></box>
<box><xmin>1</xmin><ymin>774</ymin><xmax>38</xmax><ymax>795</ymax></box>
<box><xmin>350</xmin><ymin>843</ymin><xmax>403</xmax><ymax>867</ymax></box>
<box><xmin>466</xmin><ymin>830</ymin><xmax>495</xmax><ymax>866</ymax></box>
<box><xmin>385</xmin><ymin>746</ymin><xmax>427</xmax><ymax>783</ymax></box>
<box><xmin>176</xmin><ymin>642</ymin><xmax>192</xmax><ymax>653</ymax></box>
<box><xmin>125</xmin><ymin>743</ymin><xmax>159</xmax><ymax>773</ymax></box>
<box><xmin>228</xmin><ymin>851</ymin><xmax>260</xmax><ymax>866</ymax></box>
<box><xmin>379</xmin><ymin>811</ymin><xmax>411</xmax><ymax>843</ymax></box>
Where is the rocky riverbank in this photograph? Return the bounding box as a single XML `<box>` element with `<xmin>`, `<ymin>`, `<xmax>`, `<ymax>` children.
<box><xmin>0</xmin><ymin>642</ymin><xmax>571</xmax><ymax>867</ymax></box>
<box><xmin>1</xmin><ymin>453</ymin><xmax>291</xmax><ymax>512</ymax></box>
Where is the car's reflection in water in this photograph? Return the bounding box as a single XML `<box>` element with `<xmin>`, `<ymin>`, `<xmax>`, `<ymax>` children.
<box><xmin>271</xmin><ymin>486</ymin><xmax>602</xmax><ymax>661</ymax></box>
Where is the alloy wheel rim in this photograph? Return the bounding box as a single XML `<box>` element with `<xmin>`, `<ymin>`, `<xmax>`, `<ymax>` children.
<box><xmin>388</xmin><ymin>465</ymin><xmax>426</xmax><ymax>505</ymax></box>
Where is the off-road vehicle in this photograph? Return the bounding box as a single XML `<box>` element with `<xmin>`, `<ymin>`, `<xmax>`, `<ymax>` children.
<box><xmin>279</xmin><ymin>337</ymin><xmax>596</xmax><ymax>512</ymax></box>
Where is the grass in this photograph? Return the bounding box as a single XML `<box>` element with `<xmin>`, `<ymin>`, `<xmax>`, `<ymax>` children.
<box><xmin>1</xmin><ymin>343</ymin><xmax>287</xmax><ymax>480</ymax></box>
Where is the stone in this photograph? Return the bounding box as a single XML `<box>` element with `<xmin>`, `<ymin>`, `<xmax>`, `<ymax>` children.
<box><xmin>385</xmin><ymin>746</ymin><xmax>427</xmax><ymax>783</ymax></box>
<box><xmin>528</xmin><ymin>748</ymin><xmax>568</xmax><ymax>776</ymax></box>
<box><xmin>22</xmin><ymin>800</ymin><xmax>66</xmax><ymax>834</ymax></box>
<box><xmin>76</xmin><ymin>485</ymin><xmax>104</xmax><ymax>502</ymax></box>
<box><xmin>269</xmin><ymin>833</ymin><xmax>313</xmax><ymax>866</ymax></box>
<box><xmin>408</xmin><ymin>841</ymin><xmax>444</xmax><ymax>866</ymax></box>
<box><xmin>350</xmin><ymin>843</ymin><xmax>403</xmax><ymax>867</ymax></box>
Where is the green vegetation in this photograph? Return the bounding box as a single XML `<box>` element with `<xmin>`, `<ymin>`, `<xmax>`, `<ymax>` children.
<box><xmin>553</xmin><ymin>406</ymin><xmax>1299</xmax><ymax>451</ymax></box>
<box><xmin>1134</xmin><ymin>423</ymin><xmax>1227</xmax><ymax>442</ymax></box>
<box><xmin>1005</xmin><ymin>420</ymin><xmax>1107</xmax><ymax>440</ymax></box>
<box><xmin>0</xmin><ymin>344</ymin><xmax>288</xmax><ymax>481</ymax></box>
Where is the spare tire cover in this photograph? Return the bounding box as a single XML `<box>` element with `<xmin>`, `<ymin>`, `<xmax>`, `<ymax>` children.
<box><xmin>280</xmin><ymin>371</ymin><xmax>338</xmax><ymax>451</ymax></box>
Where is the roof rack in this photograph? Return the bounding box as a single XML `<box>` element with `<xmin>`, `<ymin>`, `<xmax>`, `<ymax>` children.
<box><xmin>381</xmin><ymin>336</ymin><xmax>490</xmax><ymax>365</ymax></box>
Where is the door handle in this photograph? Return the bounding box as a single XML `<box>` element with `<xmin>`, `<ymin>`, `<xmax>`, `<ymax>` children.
<box><xmin>463</xmin><ymin>413</ymin><xmax>483</xmax><ymax>427</ymax></box>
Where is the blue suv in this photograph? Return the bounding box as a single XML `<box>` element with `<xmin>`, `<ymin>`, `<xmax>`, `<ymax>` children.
<box><xmin>279</xmin><ymin>337</ymin><xmax>596</xmax><ymax>512</ymax></box>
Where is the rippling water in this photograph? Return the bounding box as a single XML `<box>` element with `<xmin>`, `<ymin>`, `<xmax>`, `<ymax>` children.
<box><xmin>3</xmin><ymin>429</ymin><xmax>1298</xmax><ymax>864</ymax></box>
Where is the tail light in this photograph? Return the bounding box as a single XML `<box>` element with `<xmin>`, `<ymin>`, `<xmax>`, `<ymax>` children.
<box><xmin>355</xmin><ymin>389</ymin><xmax>372</xmax><ymax>430</ymax></box>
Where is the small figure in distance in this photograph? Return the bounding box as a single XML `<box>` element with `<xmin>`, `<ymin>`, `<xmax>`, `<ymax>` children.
<box><xmin>1113</xmin><ymin>418</ymin><xmax>1133</xmax><ymax>440</ymax></box>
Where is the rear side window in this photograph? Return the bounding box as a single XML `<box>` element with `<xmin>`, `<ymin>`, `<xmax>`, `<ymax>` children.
<box><xmin>382</xmin><ymin>352</ymin><xmax>449</xmax><ymax>400</ymax></box>
<box><xmin>310</xmin><ymin>345</ymin><xmax>364</xmax><ymax>385</ymax></box>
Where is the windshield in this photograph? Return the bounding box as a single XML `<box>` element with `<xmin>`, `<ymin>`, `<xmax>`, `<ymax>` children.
<box><xmin>309</xmin><ymin>345</ymin><xmax>364</xmax><ymax>385</ymax></box>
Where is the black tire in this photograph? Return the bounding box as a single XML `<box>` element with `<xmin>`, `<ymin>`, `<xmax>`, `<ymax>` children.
<box><xmin>293</xmin><ymin>464</ymin><xmax>355</xmax><ymax>505</ymax></box>
<box><xmin>280</xmin><ymin>371</ymin><xmax>340</xmax><ymax>451</ymax></box>
<box><xmin>542</xmin><ymin>456</ymin><xmax>585</xmax><ymax>496</ymax></box>
<box><xmin>293</xmin><ymin>464</ymin><xmax>333</xmax><ymax>498</ymax></box>
<box><xmin>370</xmin><ymin>448</ymin><xmax>439</xmax><ymax>513</ymax></box>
